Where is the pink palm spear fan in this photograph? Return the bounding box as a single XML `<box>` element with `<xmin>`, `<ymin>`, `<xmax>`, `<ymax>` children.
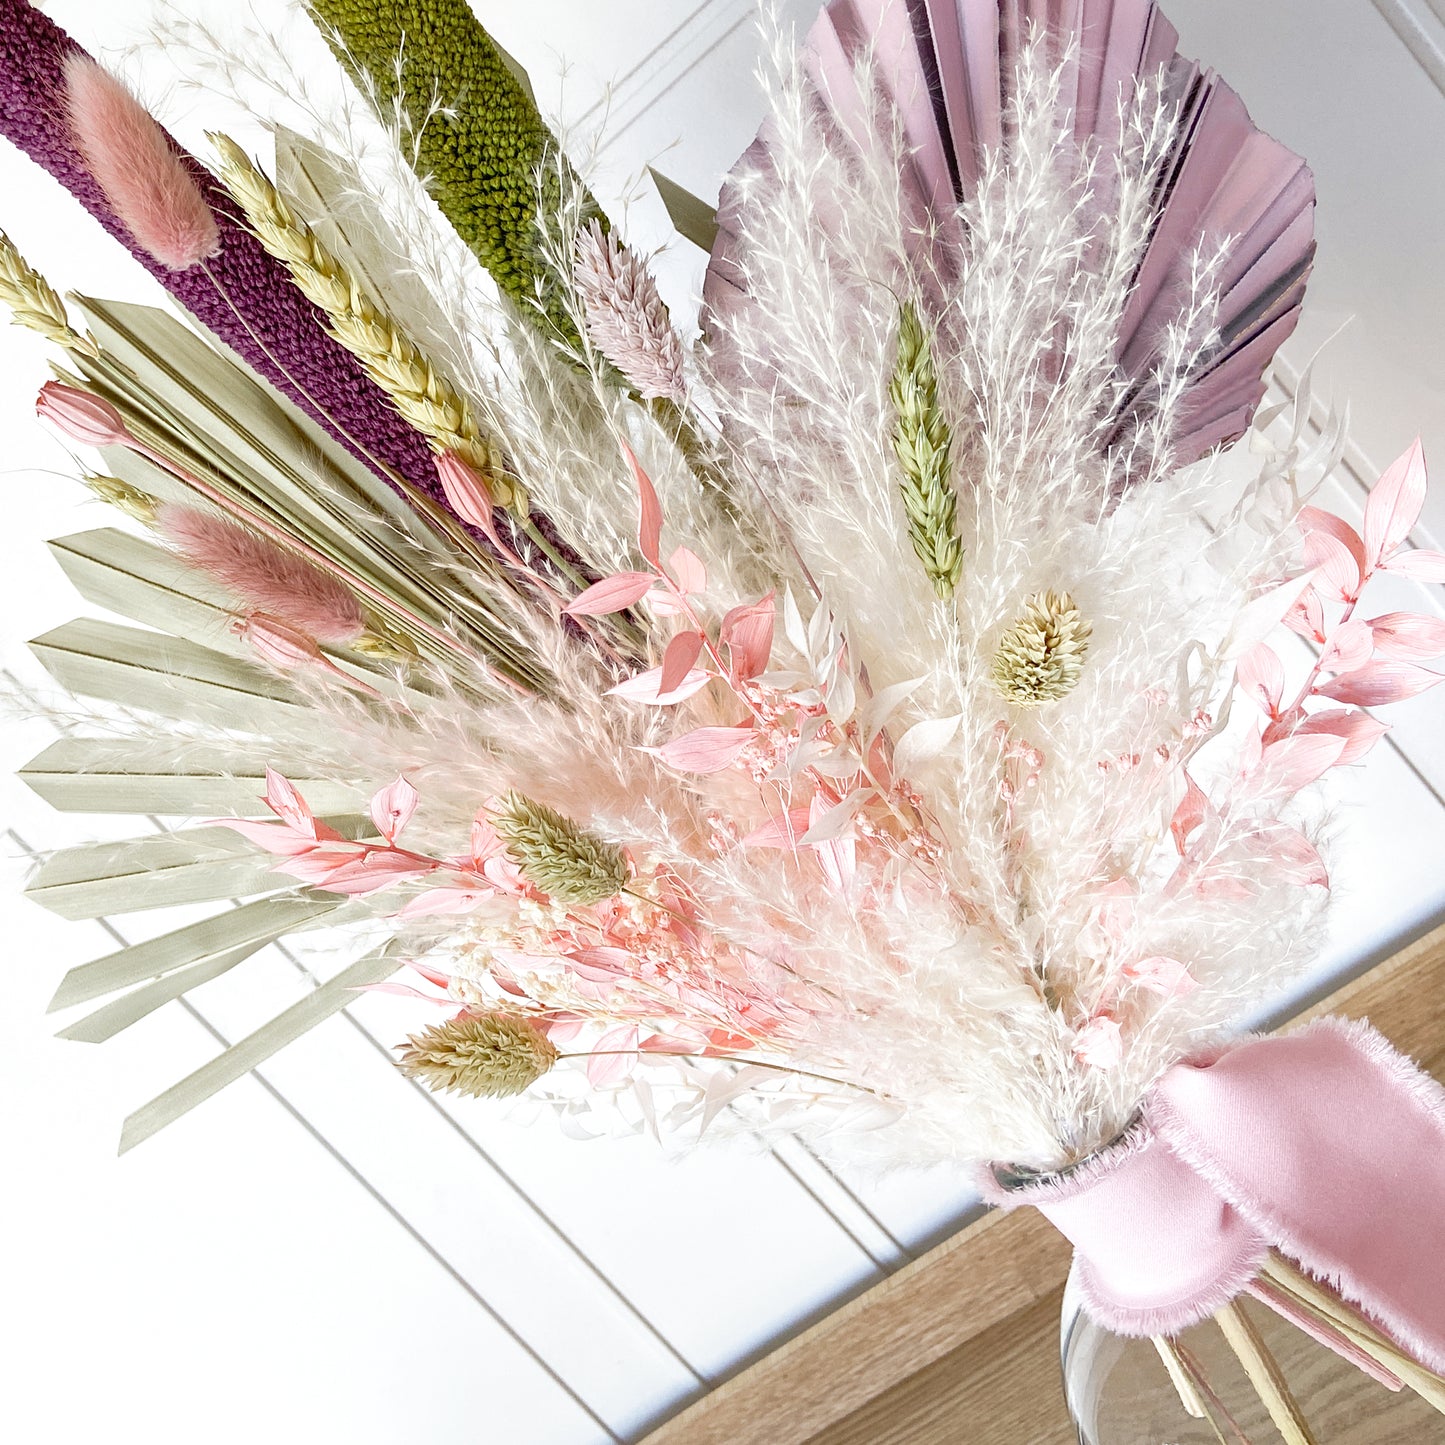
<box><xmin>706</xmin><ymin>0</ymin><xmax>1314</xmax><ymax>479</ymax></box>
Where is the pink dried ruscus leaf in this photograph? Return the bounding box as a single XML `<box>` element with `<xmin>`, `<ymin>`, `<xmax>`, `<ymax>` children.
<box><xmin>1362</xmin><ymin>438</ymin><xmax>1427</xmax><ymax>567</ymax></box>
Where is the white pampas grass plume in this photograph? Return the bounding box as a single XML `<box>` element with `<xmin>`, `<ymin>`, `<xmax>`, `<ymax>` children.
<box><xmin>158</xmin><ymin>502</ymin><xmax>365</xmax><ymax>644</ymax></box>
<box><xmin>63</xmin><ymin>55</ymin><xmax>221</xmax><ymax>271</ymax></box>
<box><xmin>573</xmin><ymin>220</ymin><xmax>685</xmax><ymax>402</ymax></box>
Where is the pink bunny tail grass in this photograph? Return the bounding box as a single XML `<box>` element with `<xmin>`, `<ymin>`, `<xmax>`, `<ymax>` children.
<box><xmin>158</xmin><ymin>503</ymin><xmax>365</xmax><ymax>645</ymax></box>
<box><xmin>62</xmin><ymin>55</ymin><xmax>219</xmax><ymax>271</ymax></box>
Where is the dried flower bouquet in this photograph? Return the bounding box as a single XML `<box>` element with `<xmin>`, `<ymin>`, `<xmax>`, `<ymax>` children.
<box><xmin>5</xmin><ymin>0</ymin><xmax>1445</xmax><ymax>1436</ymax></box>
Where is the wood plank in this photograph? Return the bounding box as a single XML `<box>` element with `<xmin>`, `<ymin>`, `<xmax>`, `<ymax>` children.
<box><xmin>641</xmin><ymin>920</ymin><xmax>1445</xmax><ymax>1444</ymax></box>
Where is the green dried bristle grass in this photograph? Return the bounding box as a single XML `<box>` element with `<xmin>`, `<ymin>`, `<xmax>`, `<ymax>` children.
<box><xmin>491</xmin><ymin>791</ymin><xmax>628</xmax><ymax>906</ymax></box>
<box><xmin>305</xmin><ymin>0</ymin><xmax>600</xmax><ymax>344</ymax></box>
<box><xmin>991</xmin><ymin>590</ymin><xmax>1092</xmax><ymax>707</ymax></box>
<box><xmin>890</xmin><ymin>301</ymin><xmax>963</xmax><ymax>601</ymax></box>
<box><xmin>397</xmin><ymin>1012</ymin><xmax>559</xmax><ymax>1097</ymax></box>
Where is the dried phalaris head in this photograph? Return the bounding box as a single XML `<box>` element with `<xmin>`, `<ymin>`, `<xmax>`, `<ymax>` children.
<box><xmin>397</xmin><ymin>1012</ymin><xmax>560</xmax><ymax>1098</ymax></box>
<box><xmin>991</xmin><ymin>590</ymin><xmax>1092</xmax><ymax>707</ymax></box>
<box><xmin>490</xmin><ymin>791</ymin><xmax>629</xmax><ymax>906</ymax></box>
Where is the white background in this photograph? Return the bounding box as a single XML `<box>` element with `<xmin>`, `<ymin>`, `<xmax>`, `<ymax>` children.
<box><xmin>2</xmin><ymin>2</ymin><xmax>1445</xmax><ymax>1442</ymax></box>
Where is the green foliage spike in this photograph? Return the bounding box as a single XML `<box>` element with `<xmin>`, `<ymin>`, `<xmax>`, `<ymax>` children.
<box><xmin>890</xmin><ymin>302</ymin><xmax>964</xmax><ymax>600</ymax></box>
<box><xmin>306</xmin><ymin>0</ymin><xmax>599</xmax><ymax>343</ymax></box>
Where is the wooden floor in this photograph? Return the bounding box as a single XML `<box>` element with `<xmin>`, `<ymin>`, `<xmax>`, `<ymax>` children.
<box><xmin>643</xmin><ymin>922</ymin><xmax>1445</xmax><ymax>1444</ymax></box>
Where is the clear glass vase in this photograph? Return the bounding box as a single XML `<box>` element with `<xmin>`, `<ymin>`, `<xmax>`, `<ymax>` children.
<box><xmin>1060</xmin><ymin>1264</ymin><xmax>1445</xmax><ymax>1443</ymax></box>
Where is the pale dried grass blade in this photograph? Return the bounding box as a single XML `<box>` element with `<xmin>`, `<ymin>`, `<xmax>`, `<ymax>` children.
<box><xmin>57</xmin><ymin>942</ymin><xmax>270</xmax><ymax>1044</ymax></box>
<box><xmin>48</xmin><ymin>894</ymin><xmax>349</xmax><ymax>1010</ymax></box>
<box><xmin>29</xmin><ymin>618</ymin><xmax>305</xmax><ymax>733</ymax></box>
<box><xmin>1214</xmin><ymin>1298</ymin><xmax>1318</xmax><ymax>1445</ymax></box>
<box><xmin>118</xmin><ymin>942</ymin><xmax>405</xmax><ymax>1153</ymax></box>
<box><xmin>17</xmin><ymin>737</ymin><xmax>357</xmax><ymax>816</ymax></box>
<box><xmin>28</xmin><ymin>826</ymin><xmax>278</xmax><ymax>920</ymax></box>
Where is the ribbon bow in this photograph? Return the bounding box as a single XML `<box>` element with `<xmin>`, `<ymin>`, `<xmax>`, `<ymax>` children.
<box><xmin>989</xmin><ymin>1017</ymin><xmax>1445</xmax><ymax>1376</ymax></box>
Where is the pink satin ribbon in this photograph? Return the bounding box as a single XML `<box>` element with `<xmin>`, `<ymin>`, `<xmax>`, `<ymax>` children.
<box><xmin>986</xmin><ymin>1017</ymin><xmax>1445</xmax><ymax>1373</ymax></box>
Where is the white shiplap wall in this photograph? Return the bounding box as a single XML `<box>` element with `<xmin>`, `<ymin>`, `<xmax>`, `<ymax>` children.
<box><xmin>2</xmin><ymin>1</ymin><xmax>1444</xmax><ymax>1441</ymax></box>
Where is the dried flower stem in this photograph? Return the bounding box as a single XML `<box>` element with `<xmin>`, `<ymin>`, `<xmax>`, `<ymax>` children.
<box><xmin>159</xmin><ymin>501</ymin><xmax>366</xmax><ymax>643</ymax></box>
<box><xmin>191</xmin><ymin>253</ymin><xmax>539</xmax><ymax>598</ymax></box>
<box><xmin>1213</xmin><ymin>1299</ymin><xmax>1318</xmax><ymax>1445</ymax></box>
<box><xmin>125</xmin><ymin>429</ymin><xmax>530</xmax><ymax>695</ymax></box>
<box><xmin>562</xmin><ymin>1050</ymin><xmax>881</xmax><ymax>1096</ymax></box>
<box><xmin>1259</xmin><ymin>1255</ymin><xmax>1445</xmax><ymax>1414</ymax></box>
<box><xmin>208</xmin><ymin>140</ymin><xmax>596</xmax><ymax>597</ymax></box>
<box><xmin>1151</xmin><ymin>1335</ymin><xmax>1208</xmax><ymax>1419</ymax></box>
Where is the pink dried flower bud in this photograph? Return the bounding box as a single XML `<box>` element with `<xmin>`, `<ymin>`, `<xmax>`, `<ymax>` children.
<box><xmin>36</xmin><ymin>381</ymin><xmax>131</xmax><ymax>448</ymax></box>
<box><xmin>234</xmin><ymin>612</ymin><xmax>383</xmax><ymax>699</ymax></box>
<box><xmin>1072</xmin><ymin>1014</ymin><xmax>1124</xmax><ymax>1071</ymax></box>
<box><xmin>234</xmin><ymin>612</ymin><xmax>323</xmax><ymax>670</ymax></box>
<box><xmin>434</xmin><ymin>449</ymin><xmax>496</xmax><ymax>530</ymax></box>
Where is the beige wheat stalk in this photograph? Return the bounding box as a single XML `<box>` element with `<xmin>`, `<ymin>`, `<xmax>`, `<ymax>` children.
<box><xmin>890</xmin><ymin>301</ymin><xmax>962</xmax><ymax>600</ymax></box>
<box><xmin>84</xmin><ymin>473</ymin><xmax>157</xmax><ymax>523</ymax></box>
<box><xmin>209</xmin><ymin>132</ymin><xmax>515</xmax><ymax>507</ymax></box>
<box><xmin>0</xmin><ymin>229</ymin><xmax>97</xmax><ymax>356</ymax></box>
